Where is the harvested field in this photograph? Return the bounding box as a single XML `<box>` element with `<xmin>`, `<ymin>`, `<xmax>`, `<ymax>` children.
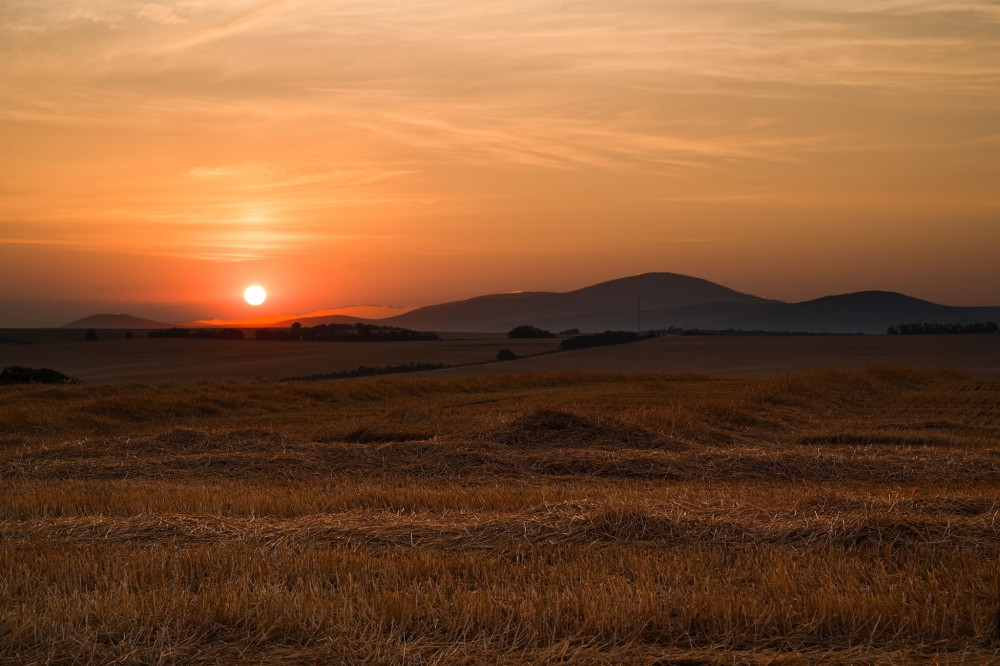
<box><xmin>0</xmin><ymin>332</ymin><xmax>560</xmax><ymax>383</ymax></box>
<box><xmin>3</xmin><ymin>331</ymin><xmax>1000</xmax><ymax>382</ymax></box>
<box><xmin>2</xmin><ymin>367</ymin><xmax>999</xmax><ymax>663</ymax></box>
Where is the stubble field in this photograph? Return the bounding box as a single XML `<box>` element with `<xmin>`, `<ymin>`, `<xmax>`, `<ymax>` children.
<box><xmin>2</xmin><ymin>367</ymin><xmax>1000</xmax><ymax>663</ymax></box>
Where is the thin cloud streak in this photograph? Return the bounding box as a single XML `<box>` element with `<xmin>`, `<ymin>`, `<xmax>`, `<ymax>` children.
<box><xmin>153</xmin><ymin>0</ymin><xmax>299</xmax><ymax>54</ymax></box>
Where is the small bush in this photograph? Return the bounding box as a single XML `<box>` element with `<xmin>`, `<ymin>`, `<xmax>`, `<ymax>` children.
<box><xmin>507</xmin><ymin>325</ymin><xmax>556</xmax><ymax>339</ymax></box>
<box><xmin>0</xmin><ymin>366</ymin><xmax>78</xmax><ymax>385</ymax></box>
<box><xmin>496</xmin><ymin>349</ymin><xmax>517</xmax><ymax>361</ymax></box>
<box><xmin>84</xmin><ymin>329</ymin><xmax>99</xmax><ymax>342</ymax></box>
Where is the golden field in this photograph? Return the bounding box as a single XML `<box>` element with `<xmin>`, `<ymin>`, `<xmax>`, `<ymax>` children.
<box><xmin>2</xmin><ymin>368</ymin><xmax>1000</xmax><ymax>663</ymax></box>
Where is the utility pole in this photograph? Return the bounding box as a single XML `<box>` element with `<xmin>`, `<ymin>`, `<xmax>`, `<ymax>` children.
<box><xmin>637</xmin><ymin>296</ymin><xmax>641</xmax><ymax>333</ymax></box>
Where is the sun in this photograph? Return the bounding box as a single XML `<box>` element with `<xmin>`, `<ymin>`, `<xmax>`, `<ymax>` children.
<box><xmin>244</xmin><ymin>285</ymin><xmax>267</xmax><ymax>306</ymax></box>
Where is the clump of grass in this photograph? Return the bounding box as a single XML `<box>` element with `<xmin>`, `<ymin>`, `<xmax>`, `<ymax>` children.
<box><xmin>155</xmin><ymin>427</ymin><xmax>208</xmax><ymax>448</ymax></box>
<box><xmin>486</xmin><ymin>408</ymin><xmax>683</xmax><ymax>450</ymax></box>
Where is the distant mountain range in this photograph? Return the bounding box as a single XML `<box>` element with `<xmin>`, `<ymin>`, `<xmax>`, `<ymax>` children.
<box><xmin>285</xmin><ymin>273</ymin><xmax>1000</xmax><ymax>335</ymax></box>
<box><xmin>63</xmin><ymin>273</ymin><xmax>1000</xmax><ymax>334</ymax></box>
<box><xmin>62</xmin><ymin>314</ymin><xmax>175</xmax><ymax>329</ymax></box>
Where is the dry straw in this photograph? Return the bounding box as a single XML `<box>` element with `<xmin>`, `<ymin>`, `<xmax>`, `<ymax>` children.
<box><xmin>1</xmin><ymin>367</ymin><xmax>999</xmax><ymax>663</ymax></box>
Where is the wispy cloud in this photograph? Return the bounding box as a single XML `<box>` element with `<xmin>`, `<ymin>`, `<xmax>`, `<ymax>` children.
<box><xmin>134</xmin><ymin>4</ymin><xmax>188</xmax><ymax>26</ymax></box>
<box><xmin>153</xmin><ymin>0</ymin><xmax>297</xmax><ymax>53</ymax></box>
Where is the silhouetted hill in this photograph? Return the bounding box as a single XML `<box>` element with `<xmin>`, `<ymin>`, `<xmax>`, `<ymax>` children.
<box><xmin>379</xmin><ymin>279</ymin><xmax>1000</xmax><ymax>334</ymax></box>
<box><xmin>62</xmin><ymin>314</ymin><xmax>174</xmax><ymax>329</ymax></box>
<box><xmin>382</xmin><ymin>273</ymin><xmax>773</xmax><ymax>332</ymax></box>
<box><xmin>60</xmin><ymin>276</ymin><xmax>1000</xmax><ymax>335</ymax></box>
<box><xmin>503</xmin><ymin>301</ymin><xmax>774</xmax><ymax>334</ymax></box>
<box><xmin>724</xmin><ymin>291</ymin><xmax>1000</xmax><ymax>334</ymax></box>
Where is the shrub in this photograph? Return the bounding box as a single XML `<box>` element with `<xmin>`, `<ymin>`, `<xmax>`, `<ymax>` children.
<box><xmin>84</xmin><ymin>329</ymin><xmax>99</xmax><ymax>342</ymax></box>
<box><xmin>496</xmin><ymin>349</ymin><xmax>517</xmax><ymax>361</ymax></box>
<box><xmin>507</xmin><ymin>325</ymin><xmax>556</xmax><ymax>339</ymax></box>
<box><xmin>0</xmin><ymin>366</ymin><xmax>78</xmax><ymax>385</ymax></box>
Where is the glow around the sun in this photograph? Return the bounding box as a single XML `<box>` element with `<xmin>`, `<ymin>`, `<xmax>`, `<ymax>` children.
<box><xmin>244</xmin><ymin>285</ymin><xmax>267</xmax><ymax>306</ymax></box>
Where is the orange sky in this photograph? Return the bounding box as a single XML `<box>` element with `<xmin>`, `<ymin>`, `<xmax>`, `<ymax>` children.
<box><xmin>2</xmin><ymin>1</ymin><xmax>999</xmax><ymax>325</ymax></box>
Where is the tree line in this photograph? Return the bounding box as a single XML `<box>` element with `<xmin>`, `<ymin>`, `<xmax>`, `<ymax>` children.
<box><xmin>256</xmin><ymin>323</ymin><xmax>439</xmax><ymax>342</ymax></box>
<box><xmin>148</xmin><ymin>328</ymin><xmax>246</xmax><ymax>339</ymax></box>
<box><xmin>888</xmin><ymin>322</ymin><xmax>998</xmax><ymax>335</ymax></box>
<box><xmin>145</xmin><ymin>323</ymin><xmax>439</xmax><ymax>342</ymax></box>
<box><xmin>558</xmin><ymin>330</ymin><xmax>655</xmax><ymax>350</ymax></box>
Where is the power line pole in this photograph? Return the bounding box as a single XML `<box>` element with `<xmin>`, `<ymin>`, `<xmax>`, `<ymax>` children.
<box><xmin>637</xmin><ymin>296</ymin><xmax>641</xmax><ymax>333</ymax></box>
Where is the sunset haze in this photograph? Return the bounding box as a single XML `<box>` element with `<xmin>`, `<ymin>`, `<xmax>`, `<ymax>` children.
<box><xmin>2</xmin><ymin>0</ymin><xmax>999</xmax><ymax>325</ymax></box>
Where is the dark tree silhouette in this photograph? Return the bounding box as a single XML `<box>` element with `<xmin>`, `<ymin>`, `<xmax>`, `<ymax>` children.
<box><xmin>889</xmin><ymin>321</ymin><xmax>999</xmax><ymax>335</ymax></box>
<box><xmin>84</xmin><ymin>329</ymin><xmax>99</xmax><ymax>342</ymax></box>
<box><xmin>559</xmin><ymin>330</ymin><xmax>653</xmax><ymax>351</ymax></box>
<box><xmin>507</xmin><ymin>325</ymin><xmax>556</xmax><ymax>339</ymax></box>
<box><xmin>1</xmin><ymin>366</ymin><xmax>78</xmax><ymax>385</ymax></box>
<box><xmin>151</xmin><ymin>323</ymin><xmax>434</xmax><ymax>342</ymax></box>
<box><xmin>496</xmin><ymin>348</ymin><xmax>517</xmax><ymax>361</ymax></box>
<box><xmin>148</xmin><ymin>328</ymin><xmax>244</xmax><ymax>340</ymax></box>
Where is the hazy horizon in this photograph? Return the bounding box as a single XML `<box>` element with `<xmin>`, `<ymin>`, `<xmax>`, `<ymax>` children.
<box><xmin>4</xmin><ymin>268</ymin><xmax>1000</xmax><ymax>329</ymax></box>
<box><xmin>3</xmin><ymin>1</ymin><xmax>999</xmax><ymax>325</ymax></box>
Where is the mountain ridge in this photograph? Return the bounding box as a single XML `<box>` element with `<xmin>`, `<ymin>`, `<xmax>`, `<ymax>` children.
<box><xmin>380</xmin><ymin>272</ymin><xmax>774</xmax><ymax>332</ymax></box>
<box><xmin>62</xmin><ymin>314</ymin><xmax>175</xmax><ymax>329</ymax></box>
<box><xmin>61</xmin><ymin>273</ymin><xmax>1000</xmax><ymax>334</ymax></box>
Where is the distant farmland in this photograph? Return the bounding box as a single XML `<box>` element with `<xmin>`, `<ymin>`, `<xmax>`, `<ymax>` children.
<box><xmin>0</xmin><ymin>332</ymin><xmax>560</xmax><ymax>383</ymax></box>
<box><xmin>2</xmin><ymin>330</ymin><xmax>999</xmax><ymax>382</ymax></box>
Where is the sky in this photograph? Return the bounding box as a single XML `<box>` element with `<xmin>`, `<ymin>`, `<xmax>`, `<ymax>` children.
<box><xmin>2</xmin><ymin>0</ymin><xmax>999</xmax><ymax>325</ymax></box>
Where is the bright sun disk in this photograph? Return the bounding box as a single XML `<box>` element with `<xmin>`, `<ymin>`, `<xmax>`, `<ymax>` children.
<box><xmin>244</xmin><ymin>285</ymin><xmax>267</xmax><ymax>306</ymax></box>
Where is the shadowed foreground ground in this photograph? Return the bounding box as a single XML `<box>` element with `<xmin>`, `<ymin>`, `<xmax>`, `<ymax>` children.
<box><xmin>2</xmin><ymin>368</ymin><xmax>999</xmax><ymax>663</ymax></box>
